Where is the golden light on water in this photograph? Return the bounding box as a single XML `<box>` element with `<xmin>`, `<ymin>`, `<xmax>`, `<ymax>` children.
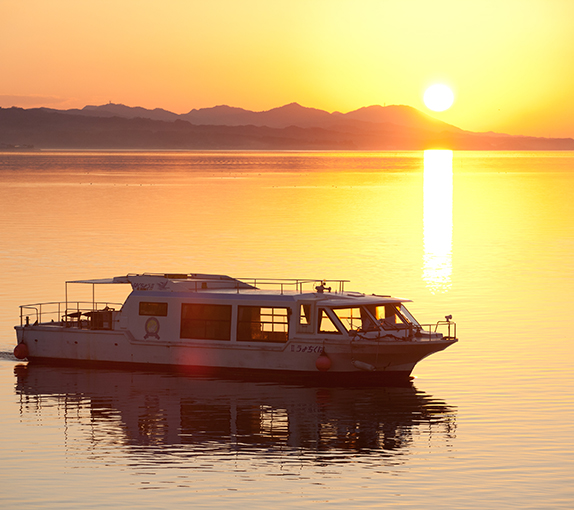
<box><xmin>423</xmin><ymin>150</ymin><xmax>453</xmax><ymax>293</ymax></box>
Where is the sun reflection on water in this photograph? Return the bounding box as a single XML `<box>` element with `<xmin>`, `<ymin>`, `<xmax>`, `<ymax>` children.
<box><xmin>423</xmin><ymin>150</ymin><xmax>453</xmax><ymax>293</ymax></box>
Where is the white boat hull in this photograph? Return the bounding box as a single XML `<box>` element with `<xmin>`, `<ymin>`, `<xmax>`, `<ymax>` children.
<box><xmin>15</xmin><ymin>324</ymin><xmax>455</xmax><ymax>382</ymax></box>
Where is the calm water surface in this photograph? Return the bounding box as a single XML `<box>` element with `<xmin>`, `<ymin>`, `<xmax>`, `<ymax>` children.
<box><xmin>0</xmin><ymin>151</ymin><xmax>573</xmax><ymax>509</ymax></box>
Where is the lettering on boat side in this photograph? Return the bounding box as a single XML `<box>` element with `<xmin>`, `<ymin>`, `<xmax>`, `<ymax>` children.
<box><xmin>133</xmin><ymin>283</ymin><xmax>155</xmax><ymax>291</ymax></box>
<box><xmin>290</xmin><ymin>345</ymin><xmax>323</xmax><ymax>353</ymax></box>
<box><xmin>144</xmin><ymin>317</ymin><xmax>161</xmax><ymax>339</ymax></box>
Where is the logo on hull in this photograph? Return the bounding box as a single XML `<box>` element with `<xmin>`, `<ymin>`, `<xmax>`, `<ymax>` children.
<box><xmin>144</xmin><ymin>317</ymin><xmax>160</xmax><ymax>339</ymax></box>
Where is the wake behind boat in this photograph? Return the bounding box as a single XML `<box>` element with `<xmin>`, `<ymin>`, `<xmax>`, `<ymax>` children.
<box><xmin>14</xmin><ymin>273</ymin><xmax>457</xmax><ymax>383</ymax></box>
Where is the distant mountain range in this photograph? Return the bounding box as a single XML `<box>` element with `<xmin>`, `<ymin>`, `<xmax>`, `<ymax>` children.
<box><xmin>59</xmin><ymin>102</ymin><xmax>462</xmax><ymax>131</ymax></box>
<box><xmin>1</xmin><ymin>102</ymin><xmax>573</xmax><ymax>150</ymax></box>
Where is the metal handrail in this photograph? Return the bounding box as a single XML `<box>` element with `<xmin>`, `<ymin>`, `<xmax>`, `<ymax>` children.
<box><xmin>124</xmin><ymin>273</ymin><xmax>350</xmax><ymax>295</ymax></box>
<box><xmin>237</xmin><ymin>278</ymin><xmax>349</xmax><ymax>294</ymax></box>
<box><xmin>19</xmin><ymin>301</ymin><xmax>122</xmax><ymax>326</ymax></box>
<box><xmin>417</xmin><ymin>320</ymin><xmax>457</xmax><ymax>339</ymax></box>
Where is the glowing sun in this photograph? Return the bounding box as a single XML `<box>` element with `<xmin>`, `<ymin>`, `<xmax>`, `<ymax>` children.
<box><xmin>424</xmin><ymin>84</ymin><xmax>454</xmax><ymax>112</ymax></box>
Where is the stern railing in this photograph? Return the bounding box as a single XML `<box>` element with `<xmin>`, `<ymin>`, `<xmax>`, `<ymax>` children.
<box><xmin>19</xmin><ymin>301</ymin><xmax>122</xmax><ymax>328</ymax></box>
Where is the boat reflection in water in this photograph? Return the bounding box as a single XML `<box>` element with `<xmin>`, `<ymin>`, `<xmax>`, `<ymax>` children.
<box><xmin>423</xmin><ymin>150</ymin><xmax>453</xmax><ymax>294</ymax></box>
<box><xmin>14</xmin><ymin>364</ymin><xmax>456</xmax><ymax>457</ymax></box>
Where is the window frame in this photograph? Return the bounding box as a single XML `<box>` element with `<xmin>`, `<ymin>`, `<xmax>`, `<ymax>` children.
<box><xmin>180</xmin><ymin>303</ymin><xmax>232</xmax><ymax>341</ymax></box>
<box><xmin>139</xmin><ymin>301</ymin><xmax>168</xmax><ymax>317</ymax></box>
<box><xmin>331</xmin><ymin>306</ymin><xmax>377</xmax><ymax>332</ymax></box>
<box><xmin>237</xmin><ymin>305</ymin><xmax>290</xmax><ymax>343</ymax></box>
<box><xmin>317</xmin><ymin>308</ymin><xmax>344</xmax><ymax>335</ymax></box>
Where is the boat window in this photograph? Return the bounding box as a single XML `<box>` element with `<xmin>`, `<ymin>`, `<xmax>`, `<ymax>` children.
<box><xmin>139</xmin><ymin>302</ymin><xmax>168</xmax><ymax>317</ymax></box>
<box><xmin>332</xmin><ymin>307</ymin><xmax>376</xmax><ymax>332</ymax></box>
<box><xmin>398</xmin><ymin>304</ymin><xmax>419</xmax><ymax>326</ymax></box>
<box><xmin>300</xmin><ymin>304</ymin><xmax>311</xmax><ymax>325</ymax></box>
<box><xmin>237</xmin><ymin>306</ymin><xmax>289</xmax><ymax>343</ymax></box>
<box><xmin>180</xmin><ymin>303</ymin><xmax>232</xmax><ymax>340</ymax></box>
<box><xmin>297</xmin><ymin>303</ymin><xmax>314</xmax><ymax>334</ymax></box>
<box><xmin>367</xmin><ymin>303</ymin><xmax>419</xmax><ymax>330</ymax></box>
<box><xmin>318</xmin><ymin>309</ymin><xmax>342</xmax><ymax>335</ymax></box>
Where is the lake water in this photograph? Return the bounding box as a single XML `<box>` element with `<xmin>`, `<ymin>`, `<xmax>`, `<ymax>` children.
<box><xmin>1</xmin><ymin>151</ymin><xmax>573</xmax><ymax>509</ymax></box>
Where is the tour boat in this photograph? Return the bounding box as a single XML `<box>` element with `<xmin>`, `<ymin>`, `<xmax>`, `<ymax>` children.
<box><xmin>14</xmin><ymin>273</ymin><xmax>457</xmax><ymax>383</ymax></box>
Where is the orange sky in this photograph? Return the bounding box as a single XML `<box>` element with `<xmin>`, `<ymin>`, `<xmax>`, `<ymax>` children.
<box><xmin>2</xmin><ymin>0</ymin><xmax>574</xmax><ymax>138</ymax></box>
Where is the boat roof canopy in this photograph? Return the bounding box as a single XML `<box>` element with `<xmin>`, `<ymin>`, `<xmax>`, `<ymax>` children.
<box><xmin>66</xmin><ymin>276</ymin><xmax>130</xmax><ymax>285</ymax></box>
<box><xmin>63</xmin><ymin>273</ymin><xmax>409</xmax><ymax>302</ymax></box>
<box><xmin>66</xmin><ymin>273</ymin><xmax>348</xmax><ymax>292</ymax></box>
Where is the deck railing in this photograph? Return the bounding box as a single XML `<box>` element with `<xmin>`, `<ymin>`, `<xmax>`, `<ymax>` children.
<box><xmin>19</xmin><ymin>301</ymin><xmax>122</xmax><ymax>327</ymax></box>
<box><xmin>418</xmin><ymin>320</ymin><xmax>457</xmax><ymax>340</ymax></box>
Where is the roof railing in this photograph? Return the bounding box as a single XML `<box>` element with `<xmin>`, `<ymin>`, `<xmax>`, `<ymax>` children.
<box><xmin>64</xmin><ymin>273</ymin><xmax>351</xmax><ymax>295</ymax></box>
<box><xmin>237</xmin><ymin>278</ymin><xmax>349</xmax><ymax>294</ymax></box>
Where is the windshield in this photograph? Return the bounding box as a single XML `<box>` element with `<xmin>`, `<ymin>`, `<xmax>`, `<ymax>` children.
<box><xmin>331</xmin><ymin>307</ymin><xmax>377</xmax><ymax>332</ymax></box>
<box><xmin>365</xmin><ymin>303</ymin><xmax>420</xmax><ymax>329</ymax></box>
<box><xmin>322</xmin><ymin>303</ymin><xmax>420</xmax><ymax>334</ymax></box>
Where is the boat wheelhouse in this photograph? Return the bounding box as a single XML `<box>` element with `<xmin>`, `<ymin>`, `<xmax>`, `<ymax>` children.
<box><xmin>14</xmin><ymin>273</ymin><xmax>457</xmax><ymax>383</ymax></box>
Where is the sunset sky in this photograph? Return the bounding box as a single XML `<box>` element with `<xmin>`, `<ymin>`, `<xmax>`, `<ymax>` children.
<box><xmin>2</xmin><ymin>0</ymin><xmax>573</xmax><ymax>138</ymax></box>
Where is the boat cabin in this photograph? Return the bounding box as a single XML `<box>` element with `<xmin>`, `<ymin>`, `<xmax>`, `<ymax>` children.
<box><xmin>18</xmin><ymin>273</ymin><xmax>443</xmax><ymax>344</ymax></box>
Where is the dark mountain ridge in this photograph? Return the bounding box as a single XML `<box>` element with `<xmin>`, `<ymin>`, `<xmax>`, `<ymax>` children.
<box><xmin>1</xmin><ymin>103</ymin><xmax>573</xmax><ymax>150</ymax></box>
<box><xmin>52</xmin><ymin>101</ymin><xmax>461</xmax><ymax>132</ymax></box>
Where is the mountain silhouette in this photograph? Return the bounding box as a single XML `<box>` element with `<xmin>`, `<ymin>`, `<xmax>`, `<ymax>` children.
<box><xmin>1</xmin><ymin>103</ymin><xmax>573</xmax><ymax>150</ymax></box>
<box><xmin>59</xmin><ymin>101</ymin><xmax>460</xmax><ymax>132</ymax></box>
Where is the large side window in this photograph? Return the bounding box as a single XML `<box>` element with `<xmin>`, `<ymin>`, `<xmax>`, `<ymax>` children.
<box><xmin>237</xmin><ymin>306</ymin><xmax>289</xmax><ymax>343</ymax></box>
<box><xmin>180</xmin><ymin>303</ymin><xmax>232</xmax><ymax>340</ymax></box>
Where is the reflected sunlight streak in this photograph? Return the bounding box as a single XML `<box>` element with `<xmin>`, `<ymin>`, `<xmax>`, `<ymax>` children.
<box><xmin>423</xmin><ymin>150</ymin><xmax>453</xmax><ymax>293</ymax></box>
